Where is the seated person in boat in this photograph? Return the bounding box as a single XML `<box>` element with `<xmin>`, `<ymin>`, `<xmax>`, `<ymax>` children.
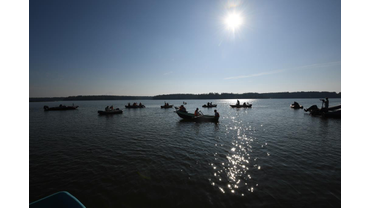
<box><xmin>139</xmin><ymin>102</ymin><xmax>143</xmax><ymax>107</ymax></box>
<box><xmin>133</xmin><ymin>103</ymin><xmax>137</xmax><ymax>107</ymax></box>
<box><xmin>179</xmin><ymin>105</ymin><xmax>187</xmax><ymax>112</ymax></box>
<box><xmin>243</xmin><ymin>102</ymin><xmax>247</xmax><ymax>106</ymax></box>
<box><xmin>128</xmin><ymin>103</ymin><xmax>131</xmax><ymax>107</ymax></box>
<box><xmin>194</xmin><ymin>108</ymin><xmax>200</xmax><ymax>116</ymax></box>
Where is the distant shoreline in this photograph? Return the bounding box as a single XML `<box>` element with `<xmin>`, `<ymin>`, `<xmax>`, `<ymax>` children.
<box><xmin>29</xmin><ymin>91</ymin><xmax>341</xmax><ymax>102</ymax></box>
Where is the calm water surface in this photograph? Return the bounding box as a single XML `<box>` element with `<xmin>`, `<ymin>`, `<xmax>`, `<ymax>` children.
<box><xmin>29</xmin><ymin>99</ymin><xmax>341</xmax><ymax>207</ymax></box>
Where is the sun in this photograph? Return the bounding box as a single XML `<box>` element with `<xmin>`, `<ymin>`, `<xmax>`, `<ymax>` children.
<box><xmin>224</xmin><ymin>12</ymin><xmax>243</xmax><ymax>31</ymax></box>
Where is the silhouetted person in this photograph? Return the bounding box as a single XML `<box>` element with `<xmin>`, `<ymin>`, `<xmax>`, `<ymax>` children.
<box><xmin>194</xmin><ymin>108</ymin><xmax>200</xmax><ymax>116</ymax></box>
<box><xmin>237</xmin><ymin>100</ymin><xmax>240</xmax><ymax>105</ymax></box>
<box><xmin>179</xmin><ymin>105</ymin><xmax>187</xmax><ymax>112</ymax></box>
<box><xmin>214</xmin><ymin>110</ymin><xmax>220</xmax><ymax>118</ymax></box>
<box><xmin>321</xmin><ymin>98</ymin><xmax>329</xmax><ymax>112</ymax></box>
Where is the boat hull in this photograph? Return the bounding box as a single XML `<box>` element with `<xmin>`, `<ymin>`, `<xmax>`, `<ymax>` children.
<box><xmin>323</xmin><ymin>109</ymin><xmax>341</xmax><ymax>118</ymax></box>
<box><xmin>30</xmin><ymin>191</ymin><xmax>86</xmax><ymax>208</ymax></box>
<box><xmin>202</xmin><ymin>105</ymin><xmax>217</xmax><ymax>108</ymax></box>
<box><xmin>125</xmin><ymin>105</ymin><xmax>145</xmax><ymax>108</ymax></box>
<box><xmin>175</xmin><ymin>110</ymin><xmax>219</xmax><ymax>122</ymax></box>
<box><xmin>44</xmin><ymin>106</ymin><xmax>79</xmax><ymax>111</ymax></box>
<box><xmin>230</xmin><ymin>104</ymin><xmax>252</xmax><ymax>108</ymax></box>
<box><xmin>98</xmin><ymin>110</ymin><xmax>123</xmax><ymax>115</ymax></box>
<box><xmin>161</xmin><ymin>105</ymin><xmax>173</xmax><ymax>108</ymax></box>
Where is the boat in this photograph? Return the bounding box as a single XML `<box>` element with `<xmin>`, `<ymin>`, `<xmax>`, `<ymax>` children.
<box><xmin>202</xmin><ymin>104</ymin><xmax>217</xmax><ymax>108</ymax></box>
<box><xmin>98</xmin><ymin>108</ymin><xmax>123</xmax><ymax>115</ymax></box>
<box><xmin>125</xmin><ymin>105</ymin><xmax>145</xmax><ymax>108</ymax></box>
<box><xmin>230</xmin><ymin>103</ymin><xmax>252</xmax><ymax>108</ymax></box>
<box><xmin>30</xmin><ymin>191</ymin><xmax>86</xmax><ymax>208</ymax></box>
<box><xmin>161</xmin><ymin>105</ymin><xmax>173</xmax><ymax>108</ymax></box>
<box><xmin>304</xmin><ymin>104</ymin><xmax>341</xmax><ymax>118</ymax></box>
<box><xmin>290</xmin><ymin>102</ymin><xmax>303</xmax><ymax>109</ymax></box>
<box><xmin>327</xmin><ymin>105</ymin><xmax>341</xmax><ymax>111</ymax></box>
<box><xmin>322</xmin><ymin>109</ymin><xmax>341</xmax><ymax>118</ymax></box>
<box><xmin>175</xmin><ymin>110</ymin><xmax>219</xmax><ymax>122</ymax></box>
<box><xmin>44</xmin><ymin>105</ymin><xmax>78</xmax><ymax>111</ymax></box>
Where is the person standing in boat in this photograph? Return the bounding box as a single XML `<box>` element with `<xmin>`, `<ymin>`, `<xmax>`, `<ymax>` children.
<box><xmin>321</xmin><ymin>98</ymin><xmax>329</xmax><ymax>112</ymax></box>
<box><xmin>237</xmin><ymin>100</ymin><xmax>240</xmax><ymax>105</ymax></box>
<box><xmin>214</xmin><ymin>110</ymin><xmax>220</xmax><ymax>118</ymax></box>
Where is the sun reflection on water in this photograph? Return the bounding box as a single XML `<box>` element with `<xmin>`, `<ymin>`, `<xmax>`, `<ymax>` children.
<box><xmin>210</xmin><ymin>117</ymin><xmax>266</xmax><ymax>196</ymax></box>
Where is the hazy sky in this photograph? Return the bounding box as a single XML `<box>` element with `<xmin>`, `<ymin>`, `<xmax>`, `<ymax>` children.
<box><xmin>29</xmin><ymin>0</ymin><xmax>341</xmax><ymax>97</ymax></box>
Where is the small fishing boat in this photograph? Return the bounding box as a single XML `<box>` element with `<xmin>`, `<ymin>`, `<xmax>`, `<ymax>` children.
<box><xmin>322</xmin><ymin>109</ymin><xmax>341</xmax><ymax>118</ymax></box>
<box><xmin>304</xmin><ymin>104</ymin><xmax>341</xmax><ymax>118</ymax></box>
<box><xmin>98</xmin><ymin>108</ymin><xmax>123</xmax><ymax>115</ymax></box>
<box><xmin>161</xmin><ymin>105</ymin><xmax>173</xmax><ymax>108</ymax></box>
<box><xmin>230</xmin><ymin>103</ymin><xmax>252</xmax><ymax>108</ymax></box>
<box><xmin>290</xmin><ymin>102</ymin><xmax>303</xmax><ymax>109</ymax></box>
<box><xmin>175</xmin><ymin>110</ymin><xmax>219</xmax><ymax>122</ymax></box>
<box><xmin>125</xmin><ymin>105</ymin><xmax>145</xmax><ymax>108</ymax></box>
<box><xmin>161</xmin><ymin>102</ymin><xmax>173</xmax><ymax>108</ymax></box>
<box><xmin>30</xmin><ymin>191</ymin><xmax>86</xmax><ymax>208</ymax></box>
<box><xmin>44</xmin><ymin>105</ymin><xmax>79</xmax><ymax>111</ymax></box>
<box><xmin>202</xmin><ymin>104</ymin><xmax>217</xmax><ymax>108</ymax></box>
<box><xmin>327</xmin><ymin>105</ymin><xmax>341</xmax><ymax>111</ymax></box>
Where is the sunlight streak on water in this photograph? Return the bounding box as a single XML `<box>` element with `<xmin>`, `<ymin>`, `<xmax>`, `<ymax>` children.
<box><xmin>210</xmin><ymin>115</ymin><xmax>265</xmax><ymax>196</ymax></box>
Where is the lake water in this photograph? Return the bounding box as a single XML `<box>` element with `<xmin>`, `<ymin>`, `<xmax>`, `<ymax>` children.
<box><xmin>29</xmin><ymin>99</ymin><xmax>341</xmax><ymax>207</ymax></box>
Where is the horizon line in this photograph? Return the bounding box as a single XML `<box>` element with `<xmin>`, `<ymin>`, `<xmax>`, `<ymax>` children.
<box><xmin>29</xmin><ymin>91</ymin><xmax>341</xmax><ymax>98</ymax></box>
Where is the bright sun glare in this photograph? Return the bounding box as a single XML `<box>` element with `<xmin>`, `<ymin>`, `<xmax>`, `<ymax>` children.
<box><xmin>224</xmin><ymin>12</ymin><xmax>243</xmax><ymax>31</ymax></box>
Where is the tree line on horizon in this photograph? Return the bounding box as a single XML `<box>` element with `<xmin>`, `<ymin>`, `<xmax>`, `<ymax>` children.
<box><xmin>153</xmin><ymin>92</ymin><xmax>341</xmax><ymax>100</ymax></box>
<box><xmin>29</xmin><ymin>91</ymin><xmax>341</xmax><ymax>102</ymax></box>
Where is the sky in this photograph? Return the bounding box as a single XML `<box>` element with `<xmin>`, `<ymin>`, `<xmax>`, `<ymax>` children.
<box><xmin>29</xmin><ymin>0</ymin><xmax>341</xmax><ymax>97</ymax></box>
